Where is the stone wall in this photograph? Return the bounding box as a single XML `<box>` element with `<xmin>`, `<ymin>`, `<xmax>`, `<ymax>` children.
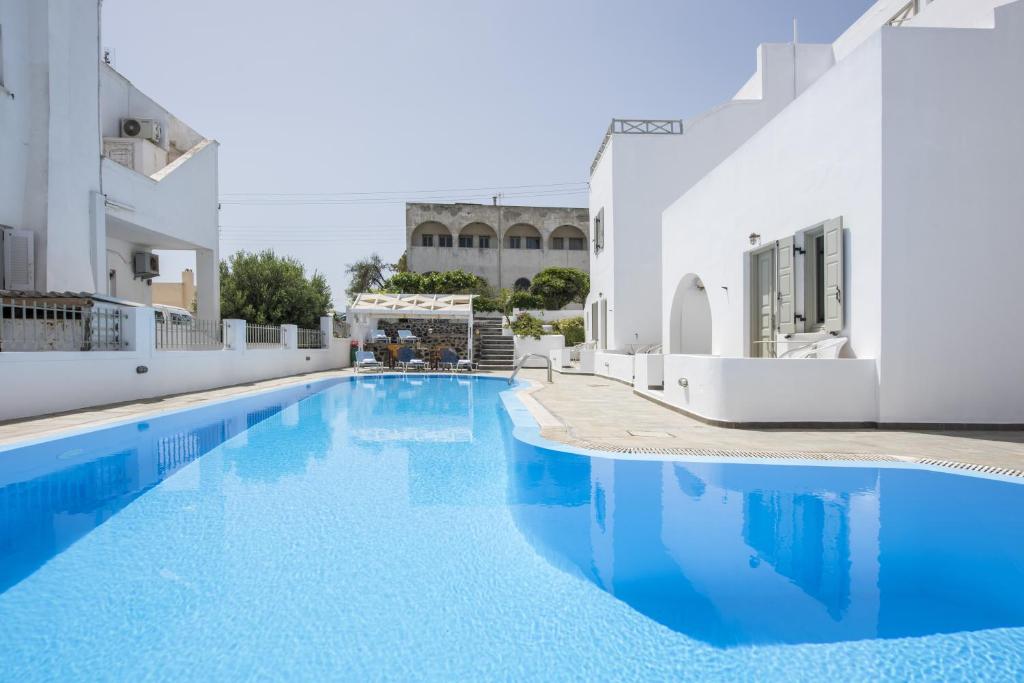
<box><xmin>364</xmin><ymin>318</ymin><xmax>474</xmax><ymax>366</ymax></box>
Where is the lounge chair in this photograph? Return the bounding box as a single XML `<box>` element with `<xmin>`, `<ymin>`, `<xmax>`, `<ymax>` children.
<box><xmin>397</xmin><ymin>329</ymin><xmax>418</xmax><ymax>343</ymax></box>
<box><xmin>370</xmin><ymin>329</ymin><xmax>389</xmax><ymax>343</ymax></box>
<box><xmin>440</xmin><ymin>347</ymin><xmax>473</xmax><ymax>373</ymax></box>
<box><xmin>354</xmin><ymin>350</ymin><xmax>384</xmax><ymax>373</ymax></box>
<box><xmin>397</xmin><ymin>346</ymin><xmax>427</xmax><ymax>372</ymax></box>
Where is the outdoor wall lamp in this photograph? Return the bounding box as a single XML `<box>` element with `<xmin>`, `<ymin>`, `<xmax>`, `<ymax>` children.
<box><xmin>749</xmin><ymin>233</ymin><xmax>761</xmax><ymax>246</ymax></box>
<box><xmin>136</xmin><ymin>365</ymin><xmax>148</xmax><ymax>374</ymax></box>
<box><xmin>678</xmin><ymin>378</ymin><xmax>689</xmax><ymax>388</ymax></box>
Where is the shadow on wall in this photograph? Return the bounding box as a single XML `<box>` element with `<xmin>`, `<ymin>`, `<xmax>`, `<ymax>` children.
<box><xmin>669</xmin><ymin>273</ymin><xmax>712</xmax><ymax>354</ymax></box>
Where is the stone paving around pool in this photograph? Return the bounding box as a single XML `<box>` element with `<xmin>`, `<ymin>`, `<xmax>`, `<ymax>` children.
<box><xmin>516</xmin><ymin>369</ymin><xmax>1024</xmax><ymax>473</ymax></box>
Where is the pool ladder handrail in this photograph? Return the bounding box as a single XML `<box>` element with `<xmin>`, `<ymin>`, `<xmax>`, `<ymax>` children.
<box><xmin>508</xmin><ymin>353</ymin><xmax>553</xmax><ymax>385</ymax></box>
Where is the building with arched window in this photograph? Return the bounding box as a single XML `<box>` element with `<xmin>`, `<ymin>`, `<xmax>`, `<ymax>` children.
<box><xmin>405</xmin><ymin>203</ymin><xmax>589</xmax><ymax>290</ymax></box>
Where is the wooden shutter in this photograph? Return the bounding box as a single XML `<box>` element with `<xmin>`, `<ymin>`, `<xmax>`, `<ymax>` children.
<box><xmin>823</xmin><ymin>217</ymin><xmax>844</xmax><ymax>333</ymax></box>
<box><xmin>776</xmin><ymin>236</ymin><xmax>796</xmax><ymax>334</ymax></box>
<box><xmin>2</xmin><ymin>228</ymin><xmax>35</xmax><ymax>290</ymax></box>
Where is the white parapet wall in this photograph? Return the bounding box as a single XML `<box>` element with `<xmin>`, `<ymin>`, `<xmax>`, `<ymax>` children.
<box><xmin>634</xmin><ymin>353</ymin><xmax>664</xmax><ymax>390</ymax></box>
<box><xmin>514</xmin><ymin>334</ymin><xmax>565</xmax><ymax>368</ymax></box>
<box><xmin>0</xmin><ymin>308</ymin><xmax>351</xmax><ymax>421</ymax></box>
<box><xmin>595</xmin><ymin>351</ymin><xmax>635</xmax><ymax>385</ymax></box>
<box><xmin>660</xmin><ymin>354</ymin><xmax>878</xmax><ymax>425</ymax></box>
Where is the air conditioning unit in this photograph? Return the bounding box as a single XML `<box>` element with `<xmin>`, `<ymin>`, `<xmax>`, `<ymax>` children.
<box><xmin>121</xmin><ymin>118</ymin><xmax>162</xmax><ymax>144</ymax></box>
<box><xmin>133</xmin><ymin>251</ymin><xmax>160</xmax><ymax>280</ymax></box>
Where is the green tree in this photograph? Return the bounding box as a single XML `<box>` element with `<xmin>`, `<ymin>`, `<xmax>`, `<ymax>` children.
<box><xmin>383</xmin><ymin>271</ymin><xmax>425</xmax><ymax>293</ymax></box>
<box><xmin>345</xmin><ymin>253</ymin><xmax>391</xmax><ymax>299</ymax></box>
<box><xmin>220</xmin><ymin>250</ymin><xmax>332</xmax><ymax>328</ymax></box>
<box><xmin>529</xmin><ymin>267</ymin><xmax>590</xmax><ymax>310</ymax></box>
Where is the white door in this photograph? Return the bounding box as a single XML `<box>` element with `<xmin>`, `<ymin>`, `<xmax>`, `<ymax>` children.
<box><xmin>752</xmin><ymin>250</ymin><xmax>774</xmax><ymax>357</ymax></box>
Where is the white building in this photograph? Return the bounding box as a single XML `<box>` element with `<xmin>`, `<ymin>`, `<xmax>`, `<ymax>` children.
<box><xmin>651</xmin><ymin>0</ymin><xmax>1024</xmax><ymax>426</ymax></box>
<box><xmin>0</xmin><ymin>0</ymin><xmax>219</xmax><ymax>319</ymax></box>
<box><xmin>584</xmin><ymin>41</ymin><xmax>835</xmax><ymax>353</ymax></box>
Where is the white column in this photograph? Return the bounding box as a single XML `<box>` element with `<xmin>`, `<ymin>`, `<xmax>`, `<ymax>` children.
<box><xmin>128</xmin><ymin>306</ymin><xmax>156</xmax><ymax>354</ymax></box>
<box><xmin>195</xmin><ymin>248</ymin><xmax>220</xmax><ymax>320</ymax></box>
<box><xmin>224</xmin><ymin>319</ymin><xmax>247</xmax><ymax>351</ymax></box>
<box><xmin>90</xmin><ymin>191</ymin><xmax>108</xmax><ymax>293</ymax></box>
<box><xmin>320</xmin><ymin>315</ymin><xmax>333</xmax><ymax>349</ymax></box>
<box><xmin>282</xmin><ymin>324</ymin><xmax>298</xmax><ymax>350</ymax></box>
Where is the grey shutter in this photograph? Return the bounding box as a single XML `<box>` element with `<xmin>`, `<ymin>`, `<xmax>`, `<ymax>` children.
<box><xmin>2</xmin><ymin>228</ymin><xmax>35</xmax><ymax>290</ymax></box>
<box><xmin>823</xmin><ymin>217</ymin><xmax>844</xmax><ymax>333</ymax></box>
<box><xmin>776</xmin><ymin>235</ymin><xmax>796</xmax><ymax>334</ymax></box>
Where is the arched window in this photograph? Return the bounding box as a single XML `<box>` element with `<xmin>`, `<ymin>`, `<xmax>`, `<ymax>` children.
<box><xmin>514</xmin><ymin>278</ymin><xmax>531</xmax><ymax>291</ymax></box>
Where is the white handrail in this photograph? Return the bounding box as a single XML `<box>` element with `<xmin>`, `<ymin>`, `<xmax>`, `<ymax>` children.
<box><xmin>508</xmin><ymin>353</ymin><xmax>552</xmax><ymax>385</ymax></box>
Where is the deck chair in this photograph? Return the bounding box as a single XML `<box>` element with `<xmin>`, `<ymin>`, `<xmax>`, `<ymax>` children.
<box><xmin>354</xmin><ymin>350</ymin><xmax>384</xmax><ymax>373</ymax></box>
<box><xmin>370</xmin><ymin>329</ymin><xmax>389</xmax><ymax>343</ymax></box>
<box><xmin>440</xmin><ymin>347</ymin><xmax>473</xmax><ymax>373</ymax></box>
<box><xmin>397</xmin><ymin>346</ymin><xmax>427</xmax><ymax>372</ymax></box>
<box><xmin>397</xmin><ymin>329</ymin><xmax>418</xmax><ymax>343</ymax></box>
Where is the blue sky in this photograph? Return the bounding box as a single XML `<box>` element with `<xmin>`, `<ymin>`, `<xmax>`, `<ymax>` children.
<box><xmin>102</xmin><ymin>0</ymin><xmax>873</xmax><ymax>305</ymax></box>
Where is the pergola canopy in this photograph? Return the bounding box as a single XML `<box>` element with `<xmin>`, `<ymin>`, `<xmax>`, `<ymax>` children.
<box><xmin>348</xmin><ymin>293</ymin><xmax>475</xmax><ymax>319</ymax></box>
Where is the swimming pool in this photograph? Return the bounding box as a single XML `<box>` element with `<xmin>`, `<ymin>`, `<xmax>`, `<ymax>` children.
<box><xmin>1</xmin><ymin>375</ymin><xmax>1022</xmax><ymax>681</ymax></box>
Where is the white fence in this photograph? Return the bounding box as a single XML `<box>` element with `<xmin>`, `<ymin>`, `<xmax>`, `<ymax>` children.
<box><xmin>0</xmin><ymin>307</ymin><xmax>351</xmax><ymax>421</ymax></box>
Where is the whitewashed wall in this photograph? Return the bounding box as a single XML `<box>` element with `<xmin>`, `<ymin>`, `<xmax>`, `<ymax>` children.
<box><xmin>662</xmin><ymin>355</ymin><xmax>878</xmax><ymax>424</ymax></box>
<box><xmin>594</xmin><ymin>351</ymin><xmax>635</xmax><ymax>384</ymax></box>
<box><xmin>0</xmin><ymin>310</ymin><xmax>351</xmax><ymax>421</ymax></box>
<box><xmin>514</xmin><ymin>334</ymin><xmax>564</xmax><ymax>368</ymax></box>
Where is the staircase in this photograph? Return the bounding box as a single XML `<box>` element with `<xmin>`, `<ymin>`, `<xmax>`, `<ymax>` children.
<box><xmin>475</xmin><ymin>317</ymin><xmax>514</xmax><ymax>371</ymax></box>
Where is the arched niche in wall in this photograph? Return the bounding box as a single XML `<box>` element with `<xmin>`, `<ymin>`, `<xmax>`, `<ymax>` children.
<box><xmin>668</xmin><ymin>273</ymin><xmax>712</xmax><ymax>354</ymax></box>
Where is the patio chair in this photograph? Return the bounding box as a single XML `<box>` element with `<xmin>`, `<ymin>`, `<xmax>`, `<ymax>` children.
<box><xmin>370</xmin><ymin>329</ymin><xmax>389</xmax><ymax>343</ymax></box>
<box><xmin>397</xmin><ymin>329</ymin><xmax>418</xmax><ymax>343</ymax></box>
<box><xmin>354</xmin><ymin>350</ymin><xmax>384</xmax><ymax>373</ymax></box>
<box><xmin>396</xmin><ymin>346</ymin><xmax>427</xmax><ymax>373</ymax></box>
<box><xmin>440</xmin><ymin>347</ymin><xmax>473</xmax><ymax>373</ymax></box>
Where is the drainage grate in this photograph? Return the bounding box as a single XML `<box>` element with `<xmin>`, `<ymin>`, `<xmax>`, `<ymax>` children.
<box><xmin>565</xmin><ymin>441</ymin><xmax>1024</xmax><ymax>478</ymax></box>
<box><xmin>914</xmin><ymin>458</ymin><xmax>1024</xmax><ymax>479</ymax></box>
<box><xmin>572</xmin><ymin>441</ymin><xmax>904</xmax><ymax>462</ymax></box>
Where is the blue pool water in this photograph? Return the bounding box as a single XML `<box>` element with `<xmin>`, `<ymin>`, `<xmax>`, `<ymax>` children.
<box><xmin>1</xmin><ymin>376</ymin><xmax>1023</xmax><ymax>681</ymax></box>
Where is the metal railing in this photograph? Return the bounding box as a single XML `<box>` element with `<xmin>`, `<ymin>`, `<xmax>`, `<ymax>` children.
<box><xmin>509</xmin><ymin>353</ymin><xmax>552</xmax><ymax>385</ymax></box>
<box><xmin>297</xmin><ymin>327</ymin><xmax>326</xmax><ymax>349</ymax></box>
<box><xmin>0</xmin><ymin>298</ymin><xmax>126</xmax><ymax>351</ymax></box>
<box><xmin>246</xmin><ymin>323</ymin><xmax>283</xmax><ymax>348</ymax></box>
<box><xmin>155</xmin><ymin>317</ymin><xmax>224</xmax><ymax>350</ymax></box>
<box><xmin>591</xmin><ymin>118</ymin><xmax>685</xmax><ymax>175</ymax></box>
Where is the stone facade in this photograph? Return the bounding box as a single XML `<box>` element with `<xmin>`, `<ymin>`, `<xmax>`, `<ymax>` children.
<box><xmin>406</xmin><ymin>202</ymin><xmax>590</xmax><ymax>290</ymax></box>
<box><xmin>363</xmin><ymin>318</ymin><xmax>474</xmax><ymax>367</ymax></box>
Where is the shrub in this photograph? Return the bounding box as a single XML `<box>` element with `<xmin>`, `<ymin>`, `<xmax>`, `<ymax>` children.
<box><xmin>382</xmin><ymin>271</ymin><xmax>425</xmax><ymax>293</ymax></box>
<box><xmin>472</xmin><ymin>296</ymin><xmax>501</xmax><ymax>313</ymax></box>
<box><xmin>421</xmin><ymin>270</ymin><xmax>489</xmax><ymax>295</ymax></box>
<box><xmin>529</xmin><ymin>267</ymin><xmax>590</xmax><ymax>310</ymax></box>
<box><xmin>552</xmin><ymin>316</ymin><xmax>584</xmax><ymax>345</ymax></box>
<box><xmin>508</xmin><ymin>290</ymin><xmax>543</xmax><ymax>310</ymax></box>
<box><xmin>510</xmin><ymin>312</ymin><xmax>545</xmax><ymax>339</ymax></box>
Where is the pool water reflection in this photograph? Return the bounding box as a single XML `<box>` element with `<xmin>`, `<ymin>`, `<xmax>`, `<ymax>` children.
<box><xmin>508</xmin><ymin>436</ymin><xmax>1024</xmax><ymax>647</ymax></box>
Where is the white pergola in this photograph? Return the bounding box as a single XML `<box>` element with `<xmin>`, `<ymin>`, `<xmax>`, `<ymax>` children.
<box><xmin>347</xmin><ymin>293</ymin><xmax>476</xmax><ymax>358</ymax></box>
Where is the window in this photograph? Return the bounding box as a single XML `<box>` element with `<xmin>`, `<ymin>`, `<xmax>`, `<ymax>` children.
<box><xmin>438</xmin><ymin>234</ymin><xmax>453</xmax><ymax>248</ymax></box>
<box><xmin>551</xmin><ymin>237</ymin><xmax>565</xmax><ymax>250</ymax></box>
<box><xmin>593</xmin><ymin>208</ymin><xmax>605</xmax><ymax>254</ymax></box>
<box><xmin>507</xmin><ymin>236</ymin><xmax>522</xmax><ymax>249</ymax></box>
<box><xmin>421</xmin><ymin>234</ymin><xmax>434</xmax><ymax>247</ymax></box>
<box><xmin>525</xmin><ymin>236</ymin><xmax>541</xmax><ymax>250</ymax></box>
<box><xmin>458</xmin><ymin>235</ymin><xmax>473</xmax><ymax>248</ymax></box>
<box><xmin>568</xmin><ymin>237</ymin><xmax>585</xmax><ymax>250</ymax></box>
<box><xmin>478</xmin><ymin>236</ymin><xmax>490</xmax><ymax>249</ymax></box>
